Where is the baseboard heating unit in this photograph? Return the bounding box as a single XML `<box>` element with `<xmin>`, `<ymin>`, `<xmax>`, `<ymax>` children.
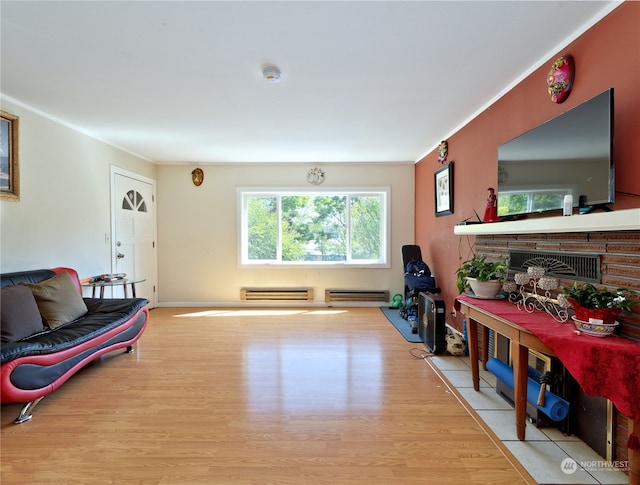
<box><xmin>240</xmin><ymin>288</ymin><xmax>313</xmax><ymax>301</ymax></box>
<box><xmin>324</xmin><ymin>289</ymin><xmax>389</xmax><ymax>303</ymax></box>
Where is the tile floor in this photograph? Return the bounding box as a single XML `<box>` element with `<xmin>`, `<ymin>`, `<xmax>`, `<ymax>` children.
<box><xmin>427</xmin><ymin>354</ymin><xmax>629</xmax><ymax>485</ymax></box>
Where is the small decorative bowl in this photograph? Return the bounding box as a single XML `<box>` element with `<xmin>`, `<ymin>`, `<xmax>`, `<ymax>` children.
<box><xmin>514</xmin><ymin>273</ymin><xmax>529</xmax><ymax>285</ymax></box>
<box><xmin>572</xmin><ymin>316</ymin><xmax>618</xmax><ymax>337</ymax></box>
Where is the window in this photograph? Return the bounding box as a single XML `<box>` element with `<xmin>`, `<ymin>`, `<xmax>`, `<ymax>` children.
<box><xmin>498</xmin><ymin>189</ymin><xmax>567</xmax><ymax>216</ymax></box>
<box><xmin>122</xmin><ymin>190</ymin><xmax>148</xmax><ymax>212</ymax></box>
<box><xmin>239</xmin><ymin>188</ymin><xmax>389</xmax><ymax>266</ymax></box>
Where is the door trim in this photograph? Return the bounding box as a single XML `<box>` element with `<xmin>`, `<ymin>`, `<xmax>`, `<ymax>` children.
<box><xmin>110</xmin><ymin>165</ymin><xmax>158</xmax><ymax>308</ymax></box>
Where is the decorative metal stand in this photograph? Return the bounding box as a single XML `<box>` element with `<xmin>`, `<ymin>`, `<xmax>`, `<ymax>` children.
<box><xmin>503</xmin><ymin>266</ymin><xmax>569</xmax><ymax>323</ymax></box>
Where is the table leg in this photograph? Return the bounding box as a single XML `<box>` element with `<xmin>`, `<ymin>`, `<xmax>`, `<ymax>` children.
<box><xmin>100</xmin><ymin>286</ymin><xmax>105</xmax><ymax>299</ymax></box>
<box><xmin>512</xmin><ymin>341</ymin><xmax>528</xmax><ymax>441</ymax></box>
<box><xmin>480</xmin><ymin>325</ymin><xmax>489</xmax><ymax>371</ymax></box>
<box><xmin>124</xmin><ymin>284</ymin><xmax>129</xmax><ymax>298</ymax></box>
<box><xmin>468</xmin><ymin>317</ymin><xmax>480</xmax><ymax>392</ymax></box>
<box><xmin>131</xmin><ymin>283</ymin><xmax>136</xmax><ymax>298</ymax></box>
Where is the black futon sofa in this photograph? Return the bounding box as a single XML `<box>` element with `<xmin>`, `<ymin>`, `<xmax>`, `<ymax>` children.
<box><xmin>1</xmin><ymin>267</ymin><xmax>149</xmax><ymax>423</ymax></box>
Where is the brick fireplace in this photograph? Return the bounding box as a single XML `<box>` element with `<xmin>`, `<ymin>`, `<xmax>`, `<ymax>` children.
<box><xmin>461</xmin><ymin>214</ymin><xmax>639</xmax><ymax>464</ymax></box>
<box><xmin>475</xmin><ymin>230</ymin><xmax>640</xmax><ymax>339</ymax></box>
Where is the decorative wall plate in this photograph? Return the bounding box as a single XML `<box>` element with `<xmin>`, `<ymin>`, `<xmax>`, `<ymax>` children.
<box><xmin>547</xmin><ymin>54</ymin><xmax>574</xmax><ymax>103</ymax></box>
<box><xmin>307</xmin><ymin>167</ymin><xmax>325</xmax><ymax>185</ymax></box>
<box><xmin>437</xmin><ymin>140</ymin><xmax>448</xmax><ymax>164</ymax></box>
<box><xmin>191</xmin><ymin>168</ymin><xmax>204</xmax><ymax>186</ymax></box>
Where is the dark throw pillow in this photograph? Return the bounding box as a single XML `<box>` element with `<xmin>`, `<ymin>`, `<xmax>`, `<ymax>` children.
<box><xmin>28</xmin><ymin>271</ymin><xmax>88</xmax><ymax>329</ymax></box>
<box><xmin>1</xmin><ymin>283</ymin><xmax>45</xmax><ymax>342</ymax></box>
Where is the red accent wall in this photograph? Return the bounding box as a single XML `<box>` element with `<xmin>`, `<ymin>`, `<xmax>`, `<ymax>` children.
<box><xmin>415</xmin><ymin>2</ymin><xmax>640</xmax><ymax>322</ymax></box>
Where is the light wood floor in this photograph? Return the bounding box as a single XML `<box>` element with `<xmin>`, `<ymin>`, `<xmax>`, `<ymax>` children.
<box><xmin>1</xmin><ymin>307</ymin><xmax>534</xmax><ymax>484</ymax></box>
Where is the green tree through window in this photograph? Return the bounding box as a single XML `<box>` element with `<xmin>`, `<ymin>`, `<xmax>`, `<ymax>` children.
<box><xmin>241</xmin><ymin>190</ymin><xmax>388</xmax><ymax>266</ymax></box>
<box><xmin>247</xmin><ymin>197</ymin><xmax>276</xmax><ymax>260</ymax></box>
<box><xmin>498</xmin><ymin>191</ymin><xmax>567</xmax><ymax>216</ymax></box>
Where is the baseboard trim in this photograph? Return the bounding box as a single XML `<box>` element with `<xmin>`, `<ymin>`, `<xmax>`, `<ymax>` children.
<box><xmin>156</xmin><ymin>301</ymin><xmax>386</xmax><ymax>308</ymax></box>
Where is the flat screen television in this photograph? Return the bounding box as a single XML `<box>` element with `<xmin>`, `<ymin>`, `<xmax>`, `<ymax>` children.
<box><xmin>497</xmin><ymin>88</ymin><xmax>614</xmax><ymax>217</ymax></box>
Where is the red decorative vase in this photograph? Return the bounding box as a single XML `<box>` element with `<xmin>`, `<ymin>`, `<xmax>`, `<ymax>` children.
<box><xmin>568</xmin><ymin>298</ymin><xmax>621</xmax><ymax>324</ymax></box>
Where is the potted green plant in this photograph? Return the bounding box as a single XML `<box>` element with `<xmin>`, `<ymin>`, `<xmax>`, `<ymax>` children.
<box><xmin>456</xmin><ymin>255</ymin><xmax>508</xmax><ymax>298</ymax></box>
<box><xmin>560</xmin><ymin>282</ymin><xmax>636</xmax><ymax>324</ymax></box>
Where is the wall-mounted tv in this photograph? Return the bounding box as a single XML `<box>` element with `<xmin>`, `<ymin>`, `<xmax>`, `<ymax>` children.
<box><xmin>497</xmin><ymin>88</ymin><xmax>614</xmax><ymax>217</ymax></box>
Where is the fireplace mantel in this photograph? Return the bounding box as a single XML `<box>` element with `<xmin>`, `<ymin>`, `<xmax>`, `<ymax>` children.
<box><xmin>454</xmin><ymin>208</ymin><xmax>640</xmax><ymax>236</ymax></box>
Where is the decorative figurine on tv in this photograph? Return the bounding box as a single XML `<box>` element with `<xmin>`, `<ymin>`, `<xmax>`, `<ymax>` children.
<box><xmin>483</xmin><ymin>187</ymin><xmax>499</xmax><ymax>223</ymax></box>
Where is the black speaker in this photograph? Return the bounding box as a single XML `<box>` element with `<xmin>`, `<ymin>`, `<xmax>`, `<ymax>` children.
<box><xmin>418</xmin><ymin>292</ymin><xmax>447</xmax><ymax>353</ymax></box>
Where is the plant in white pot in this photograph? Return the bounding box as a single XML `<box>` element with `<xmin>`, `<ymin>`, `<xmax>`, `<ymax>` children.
<box><xmin>456</xmin><ymin>255</ymin><xmax>508</xmax><ymax>298</ymax></box>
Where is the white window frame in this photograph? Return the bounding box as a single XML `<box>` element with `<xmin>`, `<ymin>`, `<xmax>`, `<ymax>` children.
<box><xmin>238</xmin><ymin>187</ymin><xmax>390</xmax><ymax>268</ymax></box>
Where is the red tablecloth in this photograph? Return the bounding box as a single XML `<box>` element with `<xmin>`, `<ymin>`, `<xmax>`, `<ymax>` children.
<box><xmin>458</xmin><ymin>294</ymin><xmax>640</xmax><ymax>421</ymax></box>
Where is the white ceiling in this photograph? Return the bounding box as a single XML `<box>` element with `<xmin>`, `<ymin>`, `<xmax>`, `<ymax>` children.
<box><xmin>0</xmin><ymin>1</ymin><xmax>619</xmax><ymax>165</ymax></box>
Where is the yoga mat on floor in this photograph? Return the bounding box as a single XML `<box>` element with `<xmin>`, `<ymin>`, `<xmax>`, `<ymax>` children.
<box><xmin>486</xmin><ymin>357</ymin><xmax>569</xmax><ymax>421</ymax></box>
<box><xmin>379</xmin><ymin>307</ymin><xmax>422</xmax><ymax>343</ymax></box>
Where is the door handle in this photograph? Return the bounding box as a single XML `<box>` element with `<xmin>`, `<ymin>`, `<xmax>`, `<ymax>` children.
<box><xmin>116</xmin><ymin>241</ymin><xmax>125</xmax><ymax>260</ymax></box>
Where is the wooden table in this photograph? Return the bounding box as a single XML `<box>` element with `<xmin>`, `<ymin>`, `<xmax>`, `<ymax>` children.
<box><xmin>459</xmin><ymin>296</ymin><xmax>554</xmax><ymax>441</ymax></box>
<box><xmin>457</xmin><ymin>294</ymin><xmax>639</xmax><ymax>484</ymax></box>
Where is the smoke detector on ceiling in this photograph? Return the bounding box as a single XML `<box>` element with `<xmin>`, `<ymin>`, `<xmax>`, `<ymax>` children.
<box><xmin>262</xmin><ymin>66</ymin><xmax>282</xmax><ymax>83</ymax></box>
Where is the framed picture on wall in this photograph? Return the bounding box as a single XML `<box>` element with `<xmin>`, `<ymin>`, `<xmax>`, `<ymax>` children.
<box><xmin>1</xmin><ymin>110</ymin><xmax>19</xmax><ymax>202</ymax></box>
<box><xmin>434</xmin><ymin>162</ymin><xmax>453</xmax><ymax>216</ymax></box>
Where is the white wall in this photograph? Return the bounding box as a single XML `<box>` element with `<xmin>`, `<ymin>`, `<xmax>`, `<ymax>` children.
<box><xmin>0</xmin><ymin>98</ymin><xmax>156</xmax><ymax>276</ymax></box>
<box><xmin>0</xmin><ymin>98</ymin><xmax>415</xmax><ymax>305</ymax></box>
<box><xmin>157</xmin><ymin>163</ymin><xmax>415</xmax><ymax>305</ymax></box>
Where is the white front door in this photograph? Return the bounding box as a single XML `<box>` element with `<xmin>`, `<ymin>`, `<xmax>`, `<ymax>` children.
<box><xmin>111</xmin><ymin>168</ymin><xmax>157</xmax><ymax>307</ymax></box>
